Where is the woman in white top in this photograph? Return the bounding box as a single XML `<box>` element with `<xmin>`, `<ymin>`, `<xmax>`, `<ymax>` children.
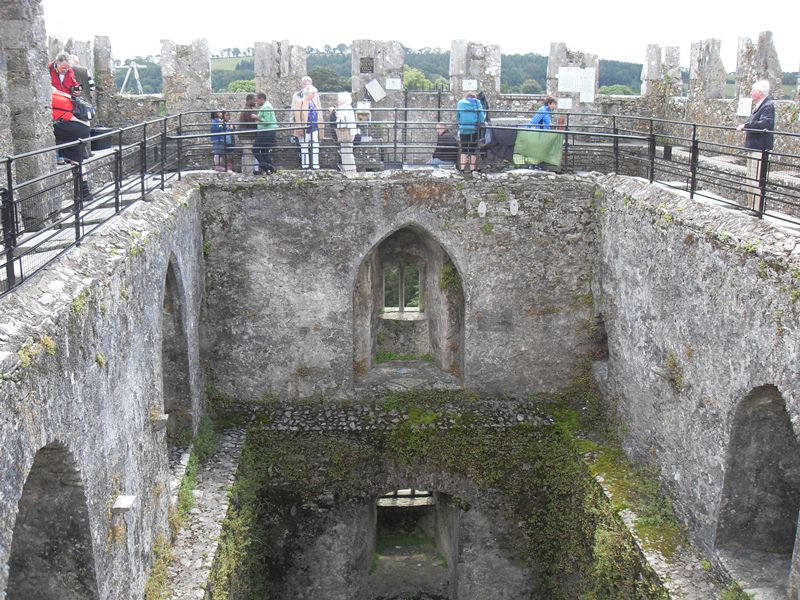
<box><xmin>335</xmin><ymin>91</ymin><xmax>358</xmax><ymax>173</ymax></box>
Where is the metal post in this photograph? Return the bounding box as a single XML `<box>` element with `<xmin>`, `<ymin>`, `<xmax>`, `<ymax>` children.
<box><xmin>393</xmin><ymin>108</ymin><xmax>399</xmax><ymax>166</ymax></box>
<box><xmin>648</xmin><ymin>119</ymin><xmax>655</xmax><ymax>183</ymax></box>
<box><xmin>72</xmin><ymin>163</ymin><xmax>82</xmax><ymax>242</ymax></box>
<box><xmin>436</xmin><ymin>86</ymin><xmax>442</xmax><ymax>123</ymax></box>
<box><xmin>1</xmin><ymin>160</ymin><xmax>17</xmax><ymax>288</ymax></box>
<box><xmin>115</xmin><ymin>129</ymin><xmax>122</xmax><ymax>213</ymax></box>
<box><xmin>757</xmin><ymin>149</ymin><xmax>769</xmax><ymax>217</ymax></box>
<box><xmin>563</xmin><ymin>113</ymin><xmax>570</xmax><ymax>169</ymax></box>
<box><xmin>689</xmin><ymin>125</ymin><xmax>699</xmax><ymax>199</ymax></box>
<box><xmin>177</xmin><ymin>114</ymin><xmax>183</xmax><ymax>181</ymax></box>
<box><xmin>140</xmin><ymin>122</ymin><xmax>147</xmax><ymax>198</ymax></box>
<box><xmin>160</xmin><ymin>118</ymin><xmax>167</xmax><ymax>189</ymax></box>
<box><xmin>612</xmin><ymin>116</ymin><xmax>619</xmax><ymax>173</ymax></box>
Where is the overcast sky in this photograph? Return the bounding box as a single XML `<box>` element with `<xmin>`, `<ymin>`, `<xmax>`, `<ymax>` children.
<box><xmin>41</xmin><ymin>0</ymin><xmax>798</xmax><ymax>73</ymax></box>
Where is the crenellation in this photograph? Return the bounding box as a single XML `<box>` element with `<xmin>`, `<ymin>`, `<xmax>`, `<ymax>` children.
<box><xmin>449</xmin><ymin>40</ymin><xmax>501</xmax><ymax>100</ymax></box>
<box><xmin>351</xmin><ymin>39</ymin><xmax>405</xmax><ymax>108</ymax></box>
<box><xmin>547</xmin><ymin>42</ymin><xmax>599</xmax><ymax>110</ymax></box>
<box><xmin>689</xmin><ymin>38</ymin><xmax>727</xmax><ymax>100</ymax></box>
<box><xmin>254</xmin><ymin>40</ymin><xmax>307</xmax><ymax>108</ymax></box>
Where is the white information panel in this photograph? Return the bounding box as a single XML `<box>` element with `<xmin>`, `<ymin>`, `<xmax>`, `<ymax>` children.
<box><xmin>385</xmin><ymin>77</ymin><xmax>402</xmax><ymax>91</ymax></box>
<box><xmin>462</xmin><ymin>79</ymin><xmax>478</xmax><ymax>91</ymax></box>
<box><xmin>365</xmin><ymin>78</ymin><xmax>387</xmax><ymax>102</ymax></box>
<box><xmin>557</xmin><ymin>66</ymin><xmax>596</xmax><ymax>97</ymax></box>
<box><xmin>737</xmin><ymin>97</ymin><xmax>753</xmax><ymax>117</ymax></box>
<box><xmin>557</xmin><ymin>97</ymin><xmax>573</xmax><ymax>110</ymax></box>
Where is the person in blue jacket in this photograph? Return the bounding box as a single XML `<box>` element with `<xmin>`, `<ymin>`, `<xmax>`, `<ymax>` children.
<box><xmin>456</xmin><ymin>92</ymin><xmax>486</xmax><ymax>173</ymax></box>
<box><xmin>528</xmin><ymin>97</ymin><xmax>557</xmax><ymax>129</ymax></box>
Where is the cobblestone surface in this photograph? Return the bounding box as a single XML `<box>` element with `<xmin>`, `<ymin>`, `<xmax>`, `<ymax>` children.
<box><xmin>166</xmin><ymin>429</ymin><xmax>245</xmax><ymax>600</ymax></box>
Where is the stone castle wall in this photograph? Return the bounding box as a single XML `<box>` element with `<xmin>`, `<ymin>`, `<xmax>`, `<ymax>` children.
<box><xmin>0</xmin><ymin>184</ymin><xmax>204</xmax><ymax>598</ymax></box>
<box><xmin>593</xmin><ymin>175</ymin><xmax>800</xmax><ymax>580</ymax></box>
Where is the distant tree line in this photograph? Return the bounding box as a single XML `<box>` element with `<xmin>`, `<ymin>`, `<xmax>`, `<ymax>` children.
<box><xmin>114</xmin><ymin>48</ymin><xmax>799</xmax><ymax>97</ymax></box>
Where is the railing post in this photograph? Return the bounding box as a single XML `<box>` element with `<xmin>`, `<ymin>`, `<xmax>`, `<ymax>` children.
<box><xmin>689</xmin><ymin>125</ymin><xmax>699</xmax><ymax>199</ymax></box>
<box><xmin>1</xmin><ymin>159</ymin><xmax>17</xmax><ymax>288</ymax></box>
<box><xmin>177</xmin><ymin>113</ymin><xmax>183</xmax><ymax>181</ymax></box>
<box><xmin>141</xmin><ymin>122</ymin><xmax>148</xmax><ymax>198</ymax></box>
<box><xmin>648</xmin><ymin>119</ymin><xmax>655</xmax><ymax>183</ymax></box>
<box><xmin>393</xmin><ymin>108</ymin><xmax>399</xmax><ymax>166</ymax></box>
<box><xmin>160</xmin><ymin>117</ymin><xmax>167</xmax><ymax>190</ymax></box>
<box><xmin>436</xmin><ymin>86</ymin><xmax>442</xmax><ymax>123</ymax></box>
<box><xmin>563</xmin><ymin>113</ymin><xmax>570</xmax><ymax>169</ymax></box>
<box><xmin>612</xmin><ymin>115</ymin><xmax>619</xmax><ymax>173</ymax></box>
<box><xmin>72</xmin><ymin>162</ymin><xmax>82</xmax><ymax>242</ymax></box>
<box><xmin>115</xmin><ymin>129</ymin><xmax>123</xmax><ymax>213</ymax></box>
<box><xmin>757</xmin><ymin>149</ymin><xmax>769</xmax><ymax>217</ymax></box>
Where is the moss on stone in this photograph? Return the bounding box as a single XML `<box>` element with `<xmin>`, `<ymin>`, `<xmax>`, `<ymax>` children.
<box><xmin>208</xmin><ymin>387</ymin><xmax>668</xmax><ymax>599</ymax></box>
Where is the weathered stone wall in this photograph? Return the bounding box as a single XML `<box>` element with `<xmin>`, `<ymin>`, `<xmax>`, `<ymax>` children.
<box><xmin>0</xmin><ymin>0</ymin><xmax>58</xmax><ymax>227</ymax></box>
<box><xmin>0</xmin><ymin>186</ymin><xmax>204</xmax><ymax>598</ymax></box>
<box><xmin>592</xmin><ymin>175</ymin><xmax>800</xmax><ymax>570</ymax></box>
<box><xmin>199</xmin><ymin>171</ymin><xmax>599</xmax><ymax>401</ymax></box>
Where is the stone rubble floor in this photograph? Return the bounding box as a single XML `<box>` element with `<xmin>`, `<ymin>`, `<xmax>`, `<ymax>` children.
<box><xmin>165</xmin><ymin>429</ymin><xmax>246</xmax><ymax>600</ymax></box>
<box><xmin>354</xmin><ymin>360</ymin><xmax>462</xmax><ymax>393</ymax></box>
<box><xmin>368</xmin><ymin>542</ymin><xmax>450</xmax><ymax>600</ymax></box>
<box><xmin>717</xmin><ymin>548</ymin><xmax>791</xmax><ymax>600</ymax></box>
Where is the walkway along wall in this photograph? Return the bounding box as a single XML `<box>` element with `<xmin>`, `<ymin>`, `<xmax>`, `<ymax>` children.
<box><xmin>0</xmin><ymin>188</ymin><xmax>204</xmax><ymax>598</ymax></box>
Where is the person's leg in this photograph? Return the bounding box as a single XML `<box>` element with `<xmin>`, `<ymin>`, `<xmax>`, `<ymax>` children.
<box><xmin>302</xmin><ymin>132</ymin><xmax>310</xmax><ymax>169</ymax></box>
<box><xmin>746</xmin><ymin>150</ymin><xmax>761</xmax><ymax>209</ymax></box>
<box><xmin>311</xmin><ymin>130</ymin><xmax>320</xmax><ymax>169</ymax></box>
<box><xmin>264</xmin><ymin>130</ymin><xmax>276</xmax><ymax>173</ymax></box>
<box><xmin>341</xmin><ymin>141</ymin><xmax>355</xmax><ymax>172</ymax></box>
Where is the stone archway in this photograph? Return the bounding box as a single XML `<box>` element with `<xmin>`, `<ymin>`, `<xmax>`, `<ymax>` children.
<box><xmin>6</xmin><ymin>443</ymin><xmax>99</xmax><ymax>600</ymax></box>
<box><xmin>161</xmin><ymin>256</ymin><xmax>193</xmax><ymax>445</ymax></box>
<box><xmin>353</xmin><ymin>225</ymin><xmax>465</xmax><ymax>380</ymax></box>
<box><xmin>715</xmin><ymin>385</ymin><xmax>800</xmax><ymax>593</ymax></box>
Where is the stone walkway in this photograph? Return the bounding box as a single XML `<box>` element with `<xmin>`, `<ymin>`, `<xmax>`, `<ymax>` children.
<box><xmin>165</xmin><ymin>429</ymin><xmax>245</xmax><ymax>600</ymax></box>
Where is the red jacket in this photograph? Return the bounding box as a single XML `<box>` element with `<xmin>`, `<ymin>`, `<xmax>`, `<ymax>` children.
<box><xmin>52</xmin><ymin>90</ymin><xmax>74</xmax><ymax>121</ymax></box>
<box><xmin>49</xmin><ymin>62</ymin><xmax>79</xmax><ymax>93</ymax></box>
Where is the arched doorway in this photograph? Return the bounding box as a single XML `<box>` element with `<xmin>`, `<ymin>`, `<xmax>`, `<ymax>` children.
<box><xmin>6</xmin><ymin>443</ymin><xmax>100</xmax><ymax>599</ymax></box>
<box><xmin>161</xmin><ymin>257</ymin><xmax>193</xmax><ymax>447</ymax></box>
<box><xmin>353</xmin><ymin>226</ymin><xmax>465</xmax><ymax>382</ymax></box>
<box><xmin>715</xmin><ymin>385</ymin><xmax>800</xmax><ymax>594</ymax></box>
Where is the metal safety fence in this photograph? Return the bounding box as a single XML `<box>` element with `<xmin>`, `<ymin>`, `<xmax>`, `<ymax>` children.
<box><xmin>1</xmin><ymin>108</ymin><xmax>798</xmax><ymax>297</ymax></box>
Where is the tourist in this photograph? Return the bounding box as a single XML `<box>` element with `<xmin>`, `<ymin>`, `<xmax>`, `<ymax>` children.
<box><xmin>238</xmin><ymin>93</ymin><xmax>260</xmax><ymax>174</ymax></box>
<box><xmin>527</xmin><ymin>97</ymin><xmax>557</xmax><ymax>130</ymax></box>
<box><xmin>737</xmin><ymin>80</ymin><xmax>775</xmax><ymax>209</ymax></box>
<box><xmin>68</xmin><ymin>55</ymin><xmax>96</xmax><ymax>104</ymax></box>
<box><xmin>253</xmin><ymin>92</ymin><xmax>277</xmax><ymax>174</ymax></box>
<box><xmin>335</xmin><ymin>91</ymin><xmax>359</xmax><ymax>174</ymax></box>
<box><xmin>49</xmin><ymin>53</ymin><xmax>79</xmax><ymax>93</ymax></box>
<box><xmin>455</xmin><ymin>91</ymin><xmax>486</xmax><ymax>173</ymax></box>
<box><xmin>291</xmin><ymin>75</ymin><xmax>313</xmax><ymax>142</ymax></box>
<box><xmin>51</xmin><ymin>87</ymin><xmax>93</xmax><ymax>200</ymax></box>
<box><xmin>300</xmin><ymin>85</ymin><xmax>320</xmax><ymax>170</ymax></box>
<box><xmin>429</xmin><ymin>123</ymin><xmax>458</xmax><ymax>168</ymax></box>
<box><xmin>210</xmin><ymin>111</ymin><xmax>234</xmax><ymax>172</ymax></box>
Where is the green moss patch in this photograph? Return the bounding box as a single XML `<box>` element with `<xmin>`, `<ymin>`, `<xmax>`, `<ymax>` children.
<box><xmin>207</xmin><ymin>389</ymin><xmax>668</xmax><ymax>599</ymax></box>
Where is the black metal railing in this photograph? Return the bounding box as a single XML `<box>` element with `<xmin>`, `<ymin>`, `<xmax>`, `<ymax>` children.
<box><xmin>1</xmin><ymin>108</ymin><xmax>798</xmax><ymax>297</ymax></box>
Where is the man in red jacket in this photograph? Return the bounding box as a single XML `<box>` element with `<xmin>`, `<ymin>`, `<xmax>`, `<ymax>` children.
<box><xmin>49</xmin><ymin>53</ymin><xmax>79</xmax><ymax>93</ymax></box>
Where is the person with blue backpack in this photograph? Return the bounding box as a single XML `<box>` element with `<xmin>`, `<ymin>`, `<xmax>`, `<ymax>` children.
<box><xmin>456</xmin><ymin>92</ymin><xmax>486</xmax><ymax>173</ymax></box>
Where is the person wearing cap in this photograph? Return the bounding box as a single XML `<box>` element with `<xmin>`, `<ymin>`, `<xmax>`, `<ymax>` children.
<box><xmin>737</xmin><ymin>80</ymin><xmax>775</xmax><ymax>209</ymax></box>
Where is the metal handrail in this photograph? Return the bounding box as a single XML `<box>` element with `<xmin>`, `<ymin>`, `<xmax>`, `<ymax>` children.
<box><xmin>0</xmin><ymin>110</ymin><xmax>798</xmax><ymax>298</ymax></box>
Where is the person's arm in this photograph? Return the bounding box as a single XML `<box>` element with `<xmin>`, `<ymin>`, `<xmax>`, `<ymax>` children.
<box><xmin>749</xmin><ymin>103</ymin><xmax>775</xmax><ymax>131</ymax></box>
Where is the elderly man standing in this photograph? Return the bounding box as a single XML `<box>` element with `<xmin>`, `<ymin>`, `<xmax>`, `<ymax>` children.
<box><xmin>49</xmin><ymin>53</ymin><xmax>79</xmax><ymax>93</ymax></box>
<box><xmin>291</xmin><ymin>75</ymin><xmax>313</xmax><ymax>141</ymax></box>
<box><xmin>737</xmin><ymin>80</ymin><xmax>775</xmax><ymax>210</ymax></box>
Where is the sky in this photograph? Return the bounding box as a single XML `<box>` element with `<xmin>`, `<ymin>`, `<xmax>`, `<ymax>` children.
<box><xmin>41</xmin><ymin>0</ymin><xmax>798</xmax><ymax>73</ymax></box>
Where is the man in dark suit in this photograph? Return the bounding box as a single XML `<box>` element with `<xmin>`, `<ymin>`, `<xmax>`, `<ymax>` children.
<box><xmin>737</xmin><ymin>80</ymin><xmax>775</xmax><ymax>209</ymax></box>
